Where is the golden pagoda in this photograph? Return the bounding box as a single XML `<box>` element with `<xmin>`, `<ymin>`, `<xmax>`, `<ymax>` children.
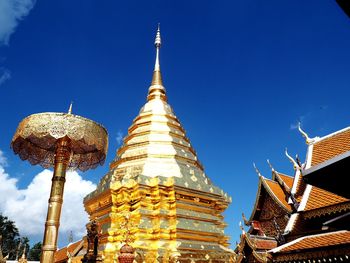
<box><xmin>83</xmin><ymin>26</ymin><xmax>234</xmax><ymax>262</ymax></box>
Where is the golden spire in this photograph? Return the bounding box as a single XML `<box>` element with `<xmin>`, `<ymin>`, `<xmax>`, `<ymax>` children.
<box><xmin>148</xmin><ymin>24</ymin><xmax>167</xmax><ymax>101</ymax></box>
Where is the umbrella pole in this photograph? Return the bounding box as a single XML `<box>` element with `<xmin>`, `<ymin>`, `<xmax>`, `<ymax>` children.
<box><xmin>41</xmin><ymin>138</ymin><xmax>71</xmax><ymax>263</ymax></box>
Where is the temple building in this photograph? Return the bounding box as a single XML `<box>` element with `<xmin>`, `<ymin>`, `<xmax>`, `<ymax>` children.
<box><xmin>235</xmin><ymin>164</ymin><xmax>294</xmax><ymax>263</ymax></box>
<box><xmin>236</xmin><ymin>125</ymin><xmax>350</xmax><ymax>262</ymax></box>
<box><xmin>77</xmin><ymin>27</ymin><xmax>234</xmax><ymax>262</ymax></box>
<box><xmin>54</xmin><ymin>240</ymin><xmax>85</xmax><ymax>263</ymax></box>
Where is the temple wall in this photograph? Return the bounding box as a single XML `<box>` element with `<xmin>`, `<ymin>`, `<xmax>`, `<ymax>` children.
<box><xmin>258</xmin><ymin>195</ymin><xmax>289</xmax><ymax>236</ymax></box>
<box><xmin>84</xmin><ymin>176</ymin><xmax>234</xmax><ymax>262</ymax></box>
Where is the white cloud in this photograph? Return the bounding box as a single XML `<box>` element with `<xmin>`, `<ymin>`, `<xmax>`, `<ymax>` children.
<box><xmin>290</xmin><ymin>116</ymin><xmax>305</xmax><ymax>130</ymax></box>
<box><xmin>0</xmin><ymin>0</ymin><xmax>36</xmax><ymax>45</ymax></box>
<box><xmin>116</xmin><ymin>130</ymin><xmax>123</xmax><ymax>145</ymax></box>
<box><xmin>0</xmin><ymin>68</ymin><xmax>11</xmax><ymax>86</ymax></box>
<box><xmin>0</xmin><ymin>150</ymin><xmax>8</xmax><ymax>166</ymax></box>
<box><xmin>0</xmin><ymin>152</ymin><xmax>96</xmax><ymax>244</ymax></box>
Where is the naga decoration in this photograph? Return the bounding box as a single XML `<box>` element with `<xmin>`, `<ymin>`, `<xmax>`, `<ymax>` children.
<box><xmin>297</xmin><ymin>122</ymin><xmax>316</xmax><ymax>144</ymax></box>
<box><xmin>285</xmin><ymin>148</ymin><xmax>300</xmax><ymax>170</ymax></box>
<box><xmin>82</xmin><ymin>220</ymin><xmax>103</xmax><ymax>263</ymax></box>
<box><xmin>273</xmin><ymin>217</ymin><xmax>286</xmax><ymax>245</ymax></box>
<box><xmin>242</xmin><ymin>212</ymin><xmax>250</xmax><ymax>226</ymax></box>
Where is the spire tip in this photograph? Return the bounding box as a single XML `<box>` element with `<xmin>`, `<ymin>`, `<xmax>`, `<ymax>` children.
<box><xmin>154</xmin><ymin>24</ymin><xmax>161</xmax><ymax>48</ymax></box>
<box><xmin>68</xmin><ymin>101</ymin><xmax>73</xmax><ymax>114</ymax></box>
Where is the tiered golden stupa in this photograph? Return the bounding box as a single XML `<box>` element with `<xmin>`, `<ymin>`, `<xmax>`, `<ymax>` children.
<box><xmin>84</xmin><ymin>26</ymin><xmax>234</xmax><ymax>263</ymax></box>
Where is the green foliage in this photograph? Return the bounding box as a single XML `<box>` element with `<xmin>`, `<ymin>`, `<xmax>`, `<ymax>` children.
<box><xmin>0</xmin><ymin>214</ymin><xmax>42</xmax><ymax>261</ymax></box>
<box><xmin>28</xmin><ymin>242</ymin><xmax>41</xmax><ymax>261</ymax></box>
<box><xmin>0</xmin><ymin>214</ymin><xmax>20</xmax><ymax>259</ymax></box>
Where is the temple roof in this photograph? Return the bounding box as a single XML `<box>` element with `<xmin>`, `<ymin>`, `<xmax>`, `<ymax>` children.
<box><xmin>264</xmin><ymin>179</ymin><xmax>291</xmax><ymax>211</ymax></box>
<box><xmin>311</xmin><ymin>127</ymin><xmax>350</xmax><ymax>166</ymax></box>
<box><xmin>304</xmin><ymin>187</ymin><xmax>348</xmax><ymax>211</ymax></box>
<box><xmin>296</xmin><ymin>126</ymin><xmax>350</xmax><ymax>216</ymax></box>
<box><xmin>248</xmin><ymin>175</ymin><xmax>292</xmax><ymax>223</ymax></box>
<box><xmin>270</xmin><ymin>230</ymin><xmax>350</xmax><ymax>253</ymax></box>
<box><xmin>245</xmin><ymin>234</ymin><xmax>277</xmax><ymax>250</ymax></box>
<box><xmin>236</xmin><ymin>233</ymin><xmax>276</xmax><ymax>263</ymax></box>
<box><xmin>273</xmin><ymin>172</ymin><xmax>293</xmax><ymax>189</ymax></box>
<box><xmin>54</xmin><ymin>240</ymin><xmax>84</xmax><ymax>263</ymax></box>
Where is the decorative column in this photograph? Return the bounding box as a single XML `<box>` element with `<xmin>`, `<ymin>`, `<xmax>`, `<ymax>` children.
<box><xmin>11</xmin><ymin>106</ymin><xmax>108</xmax><ymax>263</ymax></box>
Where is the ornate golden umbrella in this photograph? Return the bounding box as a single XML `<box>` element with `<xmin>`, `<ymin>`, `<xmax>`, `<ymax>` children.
<box><xmin>11</xmin><ymin>105</ymin><xmax>108</xmax><ymax>263</ymax></box>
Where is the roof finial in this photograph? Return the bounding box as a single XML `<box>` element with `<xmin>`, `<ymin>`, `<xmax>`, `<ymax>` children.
<box><xmin>21</xmin><ymin>246</ymin><xmax>26</xmax><ymax>260</ymax></box>
<box><xmin>239</xmin><ymin>221</ymin><xmax>245</xmax><ymax>234</ymax></box>
<box><xmin>242</xmin><ymin>212</ymin><xmax>250</xmax><ymax>226</ymax></box>
<box><xmin>298</xmin><ymin>122</ymin><xmax>314</xmax><ymax>144</ymax></box>
<box><xmin>285</xmin><ymin>148</ymin><xmax>299</xmax><ymax>170</ymax></box>
<box><xmin>267</xmin><ymin>159</ymin><xmax>275</xmax><ymax>172</ymax></box>
<box><xmin>68</xmin><ymin>230</ymin><xmax>73</xmax><ymax>244</ymax></box>
<box><xmin>68</xmin><ymin>101</ymin><xmax>73</xmax><ymax>114</ymax></box>
<box><xmin>253</xmin><ymin>162</ymin><xmax>263</xmax><ymax>177</ymax></box>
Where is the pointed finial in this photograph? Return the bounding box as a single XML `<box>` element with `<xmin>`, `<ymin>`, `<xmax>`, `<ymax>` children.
<box><xmin>154</xmin><ymin>24</ymin><xmax>162</xmax><ymax>72</ymax></box>
<box><xmin>285</xmin><ymin>148</ymin><xmax>299</xmax><ymax>170</ymax></box>
<box><xmin>253</xmin><ymin>162</ymin><xmax>263</xmax><ymax>177</ymax></box>
<box><xmin>239</xmin><ymin>221</ymin><xmax>245</xmax><ymax>233</ymax></box>
<box><xmin>298</xmin><ymin>122</ymin><xmax>314</xmax><ymax>144</ymax></box>
<box><xmin>68</xmin><ymin>231</ymin><xmax>73</xmax><ymax>243</ymax></box>
<box><xmin>155</xmin><ymin>23</ymin><xmax>161</xmax><ymax>48</ymax></box>
<box><xmin>242</xmin><ymin>212</ymin><xmax>250</xmax><ymax>226</ymax></box>
<box><xmin>296</xmin><ymin>154</ymin><xmax>303</xmax><ymax>168</ymax></box>
<box><xmin>68</xmin><ymin>102</ymin><xmax>73</xmax><ymax>114</ymax></box>
<box><xmin>267</xmin><ymin>159</ymin><xmax>275</xmax><ymax>172</ymax></box>
<box><xmin>21</xmin><ymin>246</ymin><xmax>26</xmax><ymax>259</ymax></box>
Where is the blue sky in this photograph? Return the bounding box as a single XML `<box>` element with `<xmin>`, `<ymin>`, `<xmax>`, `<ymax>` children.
<box><xmin>0</xmin><ymin>0</ymin><xmax>350</xmax><ymax>247</ymax></box>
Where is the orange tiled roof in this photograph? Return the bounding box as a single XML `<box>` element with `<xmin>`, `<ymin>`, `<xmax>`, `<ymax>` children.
<box><xmin>54</xmin><ymin>240</ymin><xmax>83</xmax><ymax>262</ymax></box>
<box><xmin>304</xmin><ymin>186</ymin><xmax>348</xmax><ymax>211</ymax></box>
<box><xmin>264</xmin><ymin>179</ymin><xmax>292</xmax><ymax>212</ymax></box>
<box><xmin>300</xmin><ymin>128</ymin><xmax>350</xmax><ymax>213</ymax></box>
<box><xmin>54</xmin><ymin>247</ymin><xmax>68</xmax><ymax>262</ymax></box>
<box><xmin>277</xmin><ymin>173</ymin><xmax>293</xmax><ymax>189</ymax></box>
<box><xmin>294</xmin><ymin>174</ymin><xmax>306</xmax><ymax>202</ymax></box>
<box><xmin>272</xmin><ymin>230</ymin><xmax>350</xmax><ymax>253</ymax></box>
<box><xmin>312</xmin><ymin>128</ymin><xmax>350</xmax><ymax>166</ymax></box>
